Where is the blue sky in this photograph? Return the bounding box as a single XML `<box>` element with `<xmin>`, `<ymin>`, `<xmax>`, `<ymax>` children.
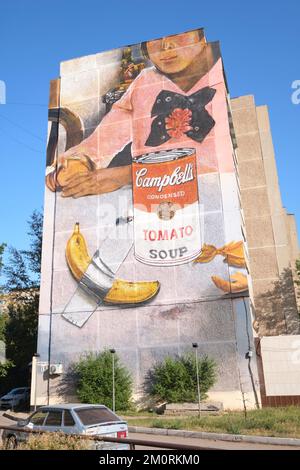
<box><xmin>0</xmin><ymin>0</ymin><xmax>299</xmax><ymax>252</ymax></box>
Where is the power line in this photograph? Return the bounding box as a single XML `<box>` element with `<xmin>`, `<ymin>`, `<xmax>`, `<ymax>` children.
<box><xmin>0</xmin><ymin>126</ymin><xmax>44</xmax><ymax>154</ymax></box>
<box><xmin>0</xmin><ymin>113</ymin><xmax>45</xmax><ymax>142</ymax></box>
<box><xmin>2</xmin><ymin>102</ymin><xmax>47</xmax><ymax>107</ymax></box>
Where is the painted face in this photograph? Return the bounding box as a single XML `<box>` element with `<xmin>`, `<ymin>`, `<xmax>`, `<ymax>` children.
<box><xmin>146</xmin><ymin>31</ymin><xmax>205</xmax><ymax>75</ymax></box>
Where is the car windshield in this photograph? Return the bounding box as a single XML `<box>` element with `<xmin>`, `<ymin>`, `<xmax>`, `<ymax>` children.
<box><xmin>74</xmin><ymin>407</ymin><xmax>119</xmax><ymax>426</ymax></box>
<box><xmin>11</xmin><ymin>389</ymin><xmax>25</xmax><ymax>395</ymax></box>
<box><xmin>29</xmin><ymin>410</ymin><xmax>48</xmax><ymax>426</ymax></box>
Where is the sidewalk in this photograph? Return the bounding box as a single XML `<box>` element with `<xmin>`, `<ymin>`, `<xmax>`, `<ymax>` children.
<box><xmin>128</xmin><ymin>425</ymin><xmax>300</xmax><ymax>447</ymax></box>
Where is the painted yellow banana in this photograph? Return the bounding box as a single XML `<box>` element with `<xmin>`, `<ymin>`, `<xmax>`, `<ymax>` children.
<box><xmin>66</xmin><ymin>223</ymin><xmax>160</xmax><ymax>305</ymax></box>
<box><xmin>66</xmin><ymin>222</ymin><xmax>91</xmax><ymax>280</ymax></box>
<box><xmin>194</xmin><ymin>244</ymin><xmax>218</xmax><ymax>263</ymax></box>
<box><xmin>104</xmin><ymin>279</ymin><xmax>160</xmax><ymax>305</ymax></box>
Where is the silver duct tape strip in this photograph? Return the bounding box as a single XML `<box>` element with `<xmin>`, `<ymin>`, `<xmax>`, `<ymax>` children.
<box><xmin>79</xmin><ymin>251</ymin><xmax>115</xmax><ymax>301</ymax></box>
<box><xmin>62</xmin><ymin>214</ymin><xmax>134</xmax><ymax>328</ymax></box>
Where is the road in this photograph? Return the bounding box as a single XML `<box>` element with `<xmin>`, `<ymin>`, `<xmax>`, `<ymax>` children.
<box><xmin>1</xmin><ymin>412</ymin><xmax>299</xmax><ymax>450</ymax></box>
<box><xmin>0</xmin><ymin>411</ymin><xmax>18</xmax><ymax>446</ymax></box>
<box><xmin>0</xmin><ymin>411</ymin><xmax>16</xmax><ymax>427</ymax></box>
<box><xmin>128</xmin><ymin>432</ymin><xmax>300</xmax><ymax>451</ymax></box>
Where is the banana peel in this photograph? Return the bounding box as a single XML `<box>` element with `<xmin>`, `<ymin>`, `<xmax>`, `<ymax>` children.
<box><xmin>66</xmin><ymin>223</ymin><xmax>160</xmax><ymax>305</ymax></box>
<box><xmin>194</xmin><ymin>244</ymin><xmax>218</xmax><ymax>263</ymax></box>
<box><xmin>223</xmin><ymin>254</ymin><xmax>246</xmax><ymax>268</ymax></box>
<box><xmin>194</xmin><ymin>241</ymin><xmax>246</xmax><ymax>268</ymax></box>
<box><xmin>219</xmin><ymin>241</ymin><xmax>246</xmax><ymax>268</ymax></box>
<box><xmin>219</xmin><ymin>241</ymin><xmax>244</xmax><ymax>258</ymax></box>
<box><xmin>212</xmin><ymin>271</ymin><xmax>248</xmax><ymax>294</ymax></box>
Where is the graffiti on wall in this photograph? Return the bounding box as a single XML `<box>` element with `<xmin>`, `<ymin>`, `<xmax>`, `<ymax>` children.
<box><xmin>45</xmin><ymin>28</ymin><xmax>248</xmax><ymax>327</ymax></box>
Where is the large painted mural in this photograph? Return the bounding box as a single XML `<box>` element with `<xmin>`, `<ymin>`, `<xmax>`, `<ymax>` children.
<box><xmin>37</xmin><ymin>28</ymin><xmax>258</xmax><ymax>408</ymax></box>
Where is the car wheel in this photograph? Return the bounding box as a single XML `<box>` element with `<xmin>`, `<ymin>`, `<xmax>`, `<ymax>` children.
<box><xmin>5</xmin><ymin>435</ymin><xmax>18</xmax><ymax>450</ymax></box>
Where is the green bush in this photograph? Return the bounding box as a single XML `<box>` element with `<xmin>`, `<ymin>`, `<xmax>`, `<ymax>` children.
<box><xmin>149</xmin><ymin>353</ymin><xmax>217</xmax><ymax>403</ymax></box>
<box><xmin>0</xmin><ymin>359</ymin><xmax>14</xmax><ymax>378</ymax></box>
<box><xmin>74</xmin><ymin>350</ymin><xmax>133</xmax><ymax>411</ymax></box>
<box><xmin>18</xmin><ymin>433</ymin><xmax>88</xmax><ymax>450</ymax></box>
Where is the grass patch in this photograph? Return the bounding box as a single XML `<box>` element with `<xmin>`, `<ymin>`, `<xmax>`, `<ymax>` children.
<box><xmin>120</xmin><ymin>410</ymin><xmax>156</xmax><ymax>418</ymax></box>
<box><xmin>126</xmin><ymin>407</ymin><xmax>300</xmax><ymax>438</ymax></box>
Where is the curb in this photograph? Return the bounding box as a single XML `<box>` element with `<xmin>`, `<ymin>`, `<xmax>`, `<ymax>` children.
<box><xmin>128</xmin><ymin>425</ymin><xmax>300</xmax><ymax>447</ymax></box>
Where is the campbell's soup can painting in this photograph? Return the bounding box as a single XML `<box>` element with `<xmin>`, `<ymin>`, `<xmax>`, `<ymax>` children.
<box><xmin>132</xmin><ymin>148</ymin><xmax>201</xmax><ymax>266</ymax></box>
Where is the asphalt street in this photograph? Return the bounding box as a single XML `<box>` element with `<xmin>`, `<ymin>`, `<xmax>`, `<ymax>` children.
<box><xmin>0</xmin><ymin>411</ymin><xmax>16</xmax><ymax>427</ymax></box>
<box><xmin>128</xmin><ymin>431</ymin><xmax>300</xmax><ymax>450</ymax></box>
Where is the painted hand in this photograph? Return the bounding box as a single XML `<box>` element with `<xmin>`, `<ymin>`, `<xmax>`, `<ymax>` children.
<box><xmin>61</xmin><ymin>165</ymin><xmax>132</xmax><ymax>198</ymax></box>
<box><xmin>45</xmin><ymin>153</ymin><xmax>94</xmax><ymax>192</ymax></box>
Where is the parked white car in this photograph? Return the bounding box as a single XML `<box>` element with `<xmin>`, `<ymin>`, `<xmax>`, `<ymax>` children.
<box><xmin>2</xmin><ymin>404</ymin><xmax>129</xmax><ymax>450</ymax></box>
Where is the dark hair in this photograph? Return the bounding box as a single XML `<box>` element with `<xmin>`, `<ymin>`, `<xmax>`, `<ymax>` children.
<box><xmin>141</xmin><ymin>29</ymin><xmax>205</xmax><ymax>58</ymax></box>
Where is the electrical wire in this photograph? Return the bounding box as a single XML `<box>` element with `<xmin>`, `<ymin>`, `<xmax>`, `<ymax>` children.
<box><xmin>243</xmin><ymin>297</ymin><xmax>260</xmax><ymax>409</ymax></box>
<box><xmin>3</xmin><ymin>102</ymin><xmax>47</xmax><ymax>107</ymax></box>
<box><xmin>0</xmin><ymin>125</ymin><xmax>44</xmax><ymax>154</ymax></box>
<box><xmin>0</xmin><ymin>113</ymin><xmax>45</xmax><ymax>142</ymax></box>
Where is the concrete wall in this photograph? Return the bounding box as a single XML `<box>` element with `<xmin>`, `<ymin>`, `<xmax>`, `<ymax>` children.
<box><xmin>35</xmin><ymin>297</ymin><xmax>260</xmax><ymax>410</ymax></box>
<box><xmin>285</xmin><ymin>213</ymin><xmax>300</xmax><ymax>311</ymax></box>
<box><xmin>261</xmin><ymin>335</ymin><xmax>300</xmax><ymax>396</ymax></box>
<box><xmin>231</xmin><ymin>96</ymin><xmax>299</xmax><ymax>337</ymax></box>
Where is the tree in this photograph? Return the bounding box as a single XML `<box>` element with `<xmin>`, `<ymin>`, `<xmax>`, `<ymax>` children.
<box><xmin>2</xmin><ymin>210</ymin><xmax>43</xmax><ymax>291</ymax></box>
<box><xmin>0</xmin><ymin>243</ymin><xmax>5</xmax><ymax>275</ymax></box>
<box><xmin>296</xmin><ymin>260</ymin><xmax>300</xmax><ymax>302</ymax></box>
<box><xmin>3</xmin><ymin>247</ymin><xmax>31</xmax><ymax>290</ymax></box>
<box><xmin>74</xmin><ymin>350</ymin><xmax>133</xmax><ymax>411</ymax></box>
<box><xmin>0</xmin><ymin>243</ymin><xmax>11</xmax><ymax>382</ymax></box>
<box><xmin>0</xmin><ymin>210</ymin><xmax>42</xmax><ymax>391</ymax></box>
<box><xmin>0</xmin><ymin>359</ymin><xmax>14</xmax><ymax>379</ymax></box>
<box><xmin>0</xmin><ymin>310</ymin><xmax>8</xmax><ymax>343</ymax></box>
<box><xmin>148</xmin><ymin>353</ymin><xmax>217</xmax><ymax>403</ymax></box>
<box><xmin>296</xmin><ymin>260</ymin><xmax>300</xmax><ymax>286</ymax></box>
<box><xmin>22</xmin><ymin>210</ymin><xmax>43</xmax><ymax>278</ymax></box>
<box><xmin>4</xmin><ymin>291</ymin><xmax>39</xmax><ymax>372</ymax></box>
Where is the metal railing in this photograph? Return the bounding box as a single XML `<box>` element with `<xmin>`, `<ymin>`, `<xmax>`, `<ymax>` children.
<box><xmin>0</xmin><ymin>424</ymin><xmax>221</xmax><ymax>450</ymax></box>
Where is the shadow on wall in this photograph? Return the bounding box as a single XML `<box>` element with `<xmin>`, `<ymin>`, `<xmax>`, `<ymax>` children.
<box><xmin>254</xmin><ymin>267</ymin><xmax>300</xmax><ymax>337</ymax></box>
<box><xmin>54</xmin><ymin>365</ymin><xmax>78</xmax><ymax>403</ymax></box>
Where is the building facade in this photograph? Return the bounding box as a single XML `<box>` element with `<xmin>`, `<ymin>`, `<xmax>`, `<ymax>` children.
<box><xmin>34</xmin><ymin>28</ymin><xmax>298</xmax><ymax>410</ymax></box>
<box><xmin>231</xmin><ymin>96</ymin><xmax>299</xmax><ymax>337</ymax></box>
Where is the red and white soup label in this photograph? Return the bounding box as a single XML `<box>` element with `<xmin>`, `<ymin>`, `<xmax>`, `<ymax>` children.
<box><xmin>132</xmin><ymin>148</ymin><xmax>201</xmax><ymax>266</ymax></box>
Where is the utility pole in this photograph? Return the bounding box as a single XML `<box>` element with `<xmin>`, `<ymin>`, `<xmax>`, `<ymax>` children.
<box><xmin>109</xmin><ymin>349</ymin><xmax>116</xmax><ymax>412</ymax></box>
<box><xmin>192</xmin><ymin>343</ymin><xmax>201</xmax><ymax>419</ymax></box>
<box><xmin>31</xmin><ymin>352</ymin><xmax>40</xmax><ymax>411</ymax></box>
